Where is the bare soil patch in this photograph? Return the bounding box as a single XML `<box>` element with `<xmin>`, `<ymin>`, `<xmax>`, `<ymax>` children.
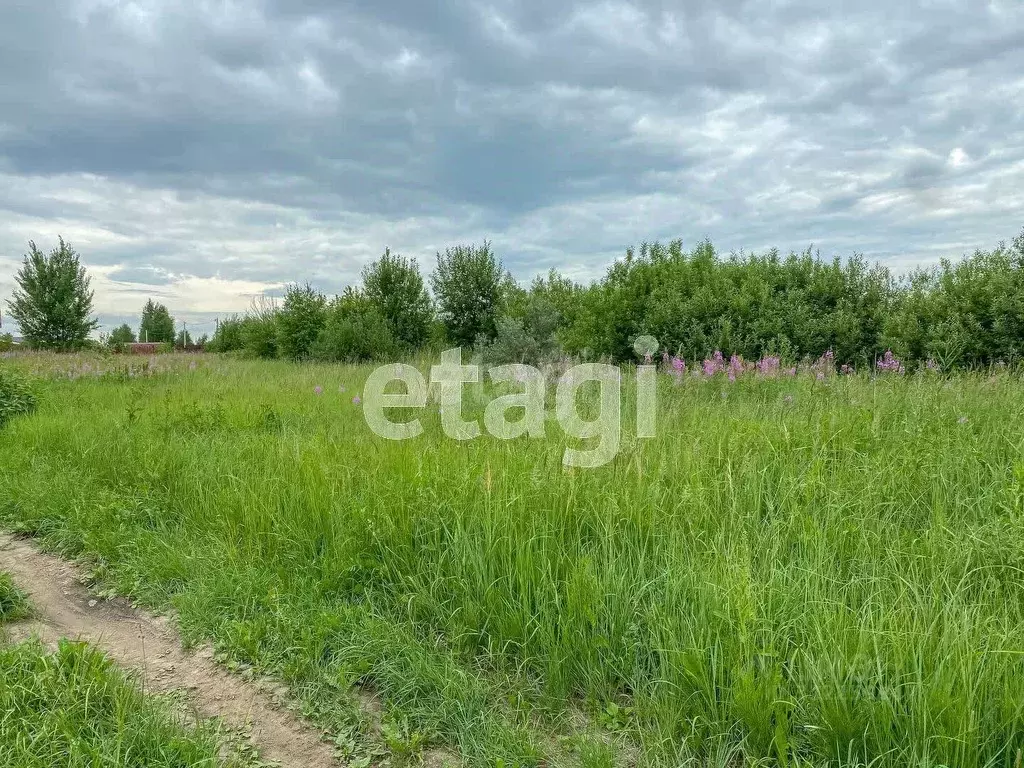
<box><xmin>0</xmin><ymin>532</ymin><xmax>339</xmax><ymax>767</ymax></box>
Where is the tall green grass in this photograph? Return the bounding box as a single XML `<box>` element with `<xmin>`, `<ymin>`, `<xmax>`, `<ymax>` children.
<box><xmin>0</xmin><ymin>573</ymin><xmax>30</xmax><ymax>623</ymax></box>
<box><xmin>2</xmin><ymin>354</ymin><xmax>1024</xmax><ymax>766</ymax></box>
<box><xmin>0</xmin><ymin>639</ymin><xmax>234</xmax><ymax>767</ymax></box>
<box><xmin>0</xmin><ymin>570</ymin><xmax>237</xmax><ymax>767</ymax></box>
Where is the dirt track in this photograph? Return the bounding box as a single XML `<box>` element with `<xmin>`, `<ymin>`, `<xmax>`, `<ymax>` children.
<box><xmin>0</xmin><ymin>532</ymin><xmax>339</xmax><ymax>767</ymax></box>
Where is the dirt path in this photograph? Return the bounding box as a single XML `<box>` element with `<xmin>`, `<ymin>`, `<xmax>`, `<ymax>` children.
<box><xmin>0</xmin><ymin>532</ymin><xmax>340</xmax><ymax>768</ymax></box>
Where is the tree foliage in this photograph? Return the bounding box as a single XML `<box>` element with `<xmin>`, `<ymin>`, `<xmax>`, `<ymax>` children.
<box><xmin>430</xmin><ymin>242</ymin><xmax>506</xmax><ymax>347</ymax></box>
<box><xmin>276</xmin><ymin>284</ymin><xmax>327</xmax><ymax>360</ymax></box>
<box><xmin>362</xmin><ymin>248</ymin><xmax>433</xmax><ymax>348</ymax></box>
<box><xmin>108</xmin><ymin>324</ymin><xmax>136</xmax><ymax>346</ymax></box>
<box><xmin>6</xmin><ymin>238</ymin><xmax>98</xmax><ymax>350</ymax></box>
<box><xmin>189</xmin><ymin>228</ymin><xmax>1024</xmax><ymax>370</ymax></box>
<box><xmin>174</xmin><ymin>328</ymin><xmax>194</xmax><ymax>348</ymax></box>
<box><xmin>139</xmin><ymin>300</ymin><xmax>175</xmax><ymax>344</ymax></box>
<box><xmin>311</xmin><ymin>288</ymin><xmax>399</xmax><ymax>362</ymax></box>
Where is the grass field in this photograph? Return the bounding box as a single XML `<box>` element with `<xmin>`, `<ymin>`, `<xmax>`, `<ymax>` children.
<box><xmin>2</xmin><ymin>352</ymin><xmax>1024</xmax><ymax>767</ymax></box>
<box><xmin>1</xmin><ymin>570</ymin><xmax>238</xmax><ymax>767</ymax></box>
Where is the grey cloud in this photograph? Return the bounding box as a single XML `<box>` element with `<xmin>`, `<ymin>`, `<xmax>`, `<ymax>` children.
<box><xmin>106</xmin><ymin>266</ymin><xmax>177</xmax><ymax>285</ymax></box>
<box><xmin>1</xmin><ymin>0</ymin><xmax>1024</xmax><ymax>335</ymax></box>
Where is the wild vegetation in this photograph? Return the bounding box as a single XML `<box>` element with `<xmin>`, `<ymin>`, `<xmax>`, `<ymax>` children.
<box><xmin>202</xmin><ymin>230</ymin><xmax>1024</xmax><ymax>371</ymax></box>
<box><xmin>3</xmin><ymin>230</ymin><xmax>1024</xmax><ymax>765</ymax></box>
<box><xmin>2</xmin><ymin>351</ymin><xmax>1024</xmax><ymax>766</ymax></box>
<box><xmin>0</xmin><ymin>570</ymin><xmax>249</xmax><ymax>767</ymax></box>
<box><xmin>0</xmin><ymin>634</ymin><xmax>239</xmax><ymax>767</ymax></box>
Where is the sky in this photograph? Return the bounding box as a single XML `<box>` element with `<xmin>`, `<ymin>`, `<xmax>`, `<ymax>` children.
<box><xmin>1</xmin><ymin>0</ymin><xmax>1023</xmax><ymax>338</ymax></box>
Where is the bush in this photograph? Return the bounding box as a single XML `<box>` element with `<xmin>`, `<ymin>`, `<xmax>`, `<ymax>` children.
<box><xmin>277</xmin><ymin>284</ymin><xmax>327</xmax><ymax>360</ymax></box>
<box><xmin>0</xmin><ymin>334</ymin><xmax>14</xmax><ymax>352</ymax></box>
<box><xmin>482</xmin><ymin>295</ymin><xmax>563</xmax><ymax>365</ymax></box>
<box><xmin>0</xmin><ymin>366</ymin><xmax>37</xmax><ymax>429</ymax></box>
<box><xmin>207</xmin><ymin>316</ymin><xmax>245</xmax><ymax>353</ymax></box>
<box><xmin>235</xmin><ymin>297</ymin><xmax>280</xmax><ymax>359</ymax></box>
<box><xmin>311</xmin><ymin>291</ymin><xmax>399</xmax><ymax>362</ymax></box>
<box><xmin>362</xmin><ymin>248</ymin><xmax>433</xmax><ymax>348</ymax></box>
<box><xmin>430</xmin><ymin>242</ymin><xmax>506</xmax><ymax>347</ymax></box>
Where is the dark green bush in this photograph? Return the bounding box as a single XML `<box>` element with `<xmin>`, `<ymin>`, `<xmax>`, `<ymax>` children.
<box><xmin>311</xmin><ymin>291</ymin><xmax>399</xmax><ymax>362</ymax></box>
<box><xmin>482</xmin><ymin>295</ymin><xmax>563</xmax><ymax>365</ymax></box>
<box><xmin>207</xmin><ymin>315</ymin><xmax>245</xmax><ymax>353</ymax></box>
<box><xmin>276</xmin><ymin>283</ymin><xmax>327</xmax><ymax>360</ymax></box>
<box><xmin>0</xmin><ymin>366</ymin><xmax>37</xmax><ymax>429</ymax></box>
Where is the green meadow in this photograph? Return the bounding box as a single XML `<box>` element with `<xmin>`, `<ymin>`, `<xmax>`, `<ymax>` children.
<box><xmin>2</xmin><ymin>352</ymin><xmax>1024</xmax><ymax>767</ymax></box>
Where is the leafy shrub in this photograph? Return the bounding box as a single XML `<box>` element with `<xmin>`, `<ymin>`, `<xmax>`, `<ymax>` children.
<box><xmin>188</xmin><ymin>228</ymin><xmax>1024</xmax><ymax>370</ymax></box>
<box><xmin>311</xmin><ymin>290</ymin><xmax>399</xmax><ymax>362</ymax></box>
<box><xmin>883</xmin><ymin>233</ymin><xmax>1024</xmax><ymax>368</ymax></box>
<box><xmin>276</xmin><ymin>283</ymin><xmax>327</xmax><ymax>360</ymax></box>
<box><xmin>482</xmin><ymin>295</ymin><xmax>563</xmax><ymax>365</ymax></box>
<box><xmin>430</xmin><ymin>242</ymin><xmax>506</xmax><ymax>347</ymax></box>
<box><xmin>0</xmin><ymin>366</ymin><xmax>37</xmax><ymax>429</ymax></box>
<box><xmin>207</xmin><ymin>315</ymin><xmax>245</xmax><ymax>353</ymax></box>
<box><xmin>362</xmin><ymin>248</ymin><xmax>433</xmax><ymax>348</ymax></box>
<box><xmin>0</xmin><ymin>333</ymin><xmax>16</xmax><ymax>352</ymax></box>
<box><xmin>236</xmin><ymin>297</ymin><xmax>280</xmax><ymax>359</ymax></box>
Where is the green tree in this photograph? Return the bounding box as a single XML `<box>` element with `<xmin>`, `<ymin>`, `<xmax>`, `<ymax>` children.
<box><xmin>108</xmin><ymin>324</ymin><xmax>136</xmax><ymax>346</ymax></box>
<box><xmin>138</xmin><ymin>300</ymin><xmax>175</xmax><ymax>343</ymax></box>
<box><xmin>6</xmin><ymin>238</ymin><xmax>98</xmax><ymax>350</ymax></box>
<box><xmin>362</xmin><ymin>248</ymin><xmax>433</xmax><ymax>348</ymax></box>
<box><xmin>311</xmin><ymin>288</ymin><xmax>399</xmax><ymax>362</ymax></box>
<box><xmin>239</xmin><ymin>297</ymin><xmax>279</xmax><ymax>359</ymax></box>
<box><xmin>276</xmin><ymin>283</ymin><xmax>326</xmax><ymax>360</ymax></box>
<box><xmin>430</xmin><ymin>242</ymin><xmax>505</xmax><ymax>347</ymax></box>
<box><xmin>175</xmin><ymin>328</ymin><xmax>193</xmax><ymax>348</ymax></box>
<box><xmin>208</xmin><ymin>316</ymin><xmax>245</xmax><ymax>352</ymax></box>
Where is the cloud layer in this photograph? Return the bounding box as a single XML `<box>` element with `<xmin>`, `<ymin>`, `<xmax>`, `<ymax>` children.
<box><xmin>1</xmin><ymin>0</ymin><xmax>1023</xmax><ymax>335</ymax></box>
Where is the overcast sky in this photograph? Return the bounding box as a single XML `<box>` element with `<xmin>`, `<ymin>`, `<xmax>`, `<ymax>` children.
<box><xmin>1</xmin><ymin>0</ymin><xmax>1023</xmax><ymax>337</ymax></box>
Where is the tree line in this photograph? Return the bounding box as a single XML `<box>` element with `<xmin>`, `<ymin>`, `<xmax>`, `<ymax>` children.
<box><xmin>209</xmin><ymin>230</ymin><xmax>1024</xmax><ymax>370</ymax></box>
<box><xmin>5</xmin><ymin>231</ymin><xmax>1024</xmax><ymax>369</ymax></box>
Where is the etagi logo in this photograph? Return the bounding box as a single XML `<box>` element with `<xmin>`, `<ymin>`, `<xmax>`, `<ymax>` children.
<box><xmin>361</xmin><ymin>337</ymin><xmax>660</xmax><ymax>468</ymax></box>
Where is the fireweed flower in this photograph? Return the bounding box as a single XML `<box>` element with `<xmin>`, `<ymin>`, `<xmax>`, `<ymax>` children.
<box><xmin>313</xmin><ymin>386</ymin><xmax>323</xmax><ymax>395</ymax></box>
<box><xmin>756</xmin><ymin>356</ymin><xmax>781</xmax><ymax>377</ymax></box>
<box><xmin>352</xmin><ymin>395</ymin><xmax>361</xmax><ymax>405</ymax></box>
<box><xmin>702</xmin><ymin>350</ymin><xmax>726</xmax><ymax>377</ymax></box>
<box><xmin>876</xmin><ymin>350</ymin><xmax>905</xmax><ymax>374</ymax></box>
<box><xmin>728</xmin><ymin>354</ymin><xmax>745</xmax><ymax>380</ymax></box>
